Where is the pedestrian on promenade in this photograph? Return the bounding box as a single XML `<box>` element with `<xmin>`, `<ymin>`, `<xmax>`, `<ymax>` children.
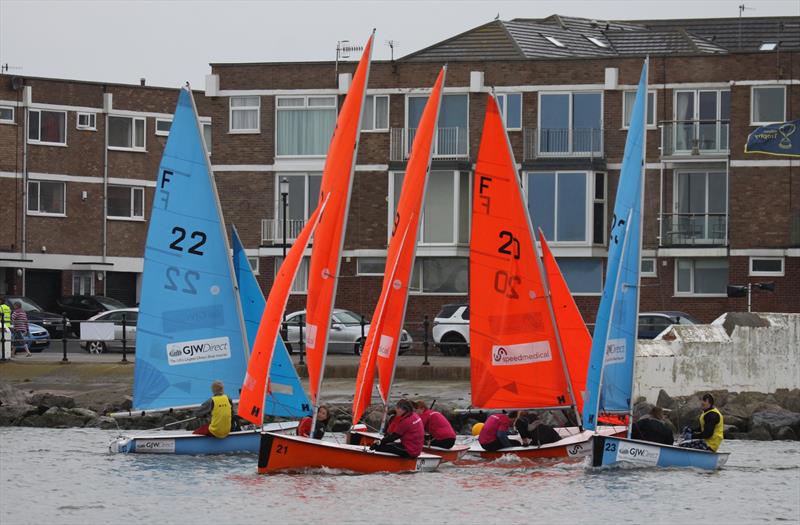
<box><xmin>11</xmin><ymin>302</ymin><xmax>31</xmax><ymax>357</ymax></box>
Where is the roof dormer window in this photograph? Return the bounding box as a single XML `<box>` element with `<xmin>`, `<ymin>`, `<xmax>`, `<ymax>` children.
<box><xmin>543</xmin><ymin>35</ymin><xmax>566</xmax><ymax>48</ymax></box>
<box><xmin>759</xmin><ymin>42</ymin><xmax>778</xmax><ymax>51</ymax></box>
<box><xmin>585</xmin><ymin>35</ymin><xmax>609</xmax><ymax>48</ymax></box>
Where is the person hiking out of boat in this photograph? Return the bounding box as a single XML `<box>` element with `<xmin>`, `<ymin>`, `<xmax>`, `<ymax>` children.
<box><xmin>193</xmin><ymin>380</ymin><xmax>234</xmax><ymax>438</ymax></box>
<box><xmin>632</xmin><ymin>406</ymin><xmax>674</xmax><ymax>446</ymax></box>
<box><xmin>297</xmin><ymin>405</ymin><xmax>330</xmax><ymax>439</ymax></box>
<box><xmin>478</xmin><ymin>411</ymin><xmax>523</xmax><ymax>451</ymax></box>
<box><xmin>369</xmin><ymin>399</ymin><xmax>424</xmax><ymax>458</ymax></box>
<box><xmin>515</xmin><ymin>411</ymin><xmax>561</xmax><ymax>447</ymax></box>
<box><xmin>413</xmin><ymin>400</ymin><xmax>456</xmax><ymax>449</ymax></box>
<box><xmin>679</xmin><ymin>393</ymin><xmax>724</xmax><ymax>452</ymax></box>
<box><xmin>11</xmin><ymin>302</ymin><xmax>31</xmax><ymax>357</ymax></box>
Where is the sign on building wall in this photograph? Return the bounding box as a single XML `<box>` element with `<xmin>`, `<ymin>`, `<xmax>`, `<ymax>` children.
<box><xmin>745</xmin><ymin>120</ymin><xmax>800</xmax><ymax>157</ymax></box>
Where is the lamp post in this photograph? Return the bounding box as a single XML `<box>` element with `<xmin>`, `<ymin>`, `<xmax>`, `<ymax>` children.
<box><xmin>279</xmin><ymin>178</ymin><xmax>290</xmax><ymax>359</ymax></box>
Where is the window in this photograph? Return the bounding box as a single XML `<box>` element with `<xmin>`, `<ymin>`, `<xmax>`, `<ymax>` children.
<box><xmin>409</xmin><ymin>257</ymin><xmax>468</xmax><ymax>294</ymax></box>
<box><xmin>641</xmin><ymin>257</ymin><xmax>657</xmax><ymax>277</ymax></box>
<box><xmin>275</xmin><ymin>256</ymin><xmax>309</xmax><ymax>293</ymax></box>
<box><xmin>155</xmin><ymin>118</ymin><xmax>172</xmax><ymax>136</ymax></box>
<box><xmin>107</xmin><ymin>185</ymin><xmax>144</xmax><ymax>220</ymax></box>
<box><xmin>408</xmin><ymin>94</ymin><xmax>468</xmax><ymax>157</ymax></box>
<box><xmin>391</xmin><ymin>170</ymin><xmax>470</xmax><ymax>245</ymax></box>
<box><xmin>361</xmin><ymin>95</ymin><xmax>389</xmax><ymax>131</ymax></box>
<box><xmin>539</xmin><ymin>92</ymin><xmax>602</xmax><ymax>154</ymax></box>
<box><xmin>356</xmin><ymin>257</ymin><xmax>386</xmax><ymax>276</ymax></box>
<box><xmin>759</xmin><ymin>42</ymin><xmax>778</xmax><ymax>51</ymax></box>
<box><xmin>623</xmin><ymin>91</ymin><xmax>656</xmax><ymax>128</ymax></box>
<box><xmin>671</xmin><ymin>171</ymin><xmax>727</xmax><ymax>243</ymax></box>
<box><xmin>203</xmin><ymin>123</ymin><xmax>212</xmax><ymax>154</ymax></box>
<box><xmin>749</xmin><ymin>257</ymin><xmax>784</xmax><ymax>277</ymax></box>
<box><xmin>592</xmin><ymin>172</ymin><xmax>606</xmax><ymax>244</ymax></box>
<box><xmin>544</xmin><ymin>35</ymin><xmax>565</xmax><ymax>48</ymax></box>
<box><xmin>276</xmin><ymin>173</ymin><xmax>322</xmax><ymax>239</ymax></box>
<box><xmin>0</xmin><ymin>106</ymin><xmax>15</xmax><ymax>124</ymax></box>
<box><xmin>555</xmin><ymin>258</ymin><xmax>603</xmax><ymax>294</ymax></box>
<box><xmin>248</xmin><ymin>256</ymin><xmax>260</xmax><ymax>275</ymax></box>
<box><xmin>27</xmin><ymin>180</ymin><xmax>66</xmax><ymax>216</ymax></box>
<box><xmin>527</xmin><ymin>171</ymin><xmax>594</xmax><ymax>243</ymax></box>
<box><xmin>230</xmin><ymin>96</ymin><xmax>260</xmax><ymax>132</ymax></box>
<box><xmin>72</xmin><ymin>271</ymin><xmax>94</xmax><ymax>295</ymax></box>
<box><xmin>751</xmin><ymin>86</ymin><xmax>785</xmax><ymax>124</ymax></box>
<box><xmin>276</xmin><ymin>96</ymin><xmax>336</xmax><ymax>156</ymax></box>
<box><xmin>674</xmin><ymin>90</ymin><xmax>730</xmax><ymax>152</ymax></box>
<box><xmin>496</xmin><ymin>93</ymin><xmax>522</xmax><ymax>130</ymax></box>
<box><xmin>676</xmin><ymin>258</ymin><xmax>728</xmax><ymax>295</ymax></box>
<box><xmin>585</xmin><ymin>35</ymin><xmax>608</xmax><ymax>48</ymax></box>
<box><xmin>77</xmin><ymin>112</ymin><xmax>96</xmax><ymax>130</ymax></box>
<box><xmin>28</xmin><ymin>109</ymin><xmax>66</xmax><ymax>145</ymax></box>
<box><xmin>108</xmin><ymin>116</ymin><xmax>145</xmax><ymax>150</ymax></box>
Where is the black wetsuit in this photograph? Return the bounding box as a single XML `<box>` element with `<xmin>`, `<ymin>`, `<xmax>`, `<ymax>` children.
<box><xmin>631</xmin><ymin>417</ymin><xmax>674</xmax><ymax>445</ymax></box>
<box><xmin>516</xmin><ymin>417</ymin><xmax>560</xmax><ymax>446</ymax></box>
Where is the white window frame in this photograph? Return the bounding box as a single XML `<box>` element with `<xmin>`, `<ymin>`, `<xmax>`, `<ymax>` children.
<box><xmin>106</xmin><ymin>185</ymin><xmax>145</xmax><ymax>221</ymax></box>
<box><xmin>592</xmin><ymin>171</ymin><xmax>607</xmax><ymax>245</ymax></box>
<box><xmin>496</xmin><ymin>93</ymin><xmax>523</xmax><ymax>131</ymax></box>
<box><xmin>544</xmin><ymin>35</ymin><xmax>566</xmax><ymax>48</ymax></box>
<box><xmin>276</xmin><ymin>256</ymin><xmax>309</xmax><ymax>294</ymax></box>
<box><xmin>28</xmin><ymin>109</ymin><xmax>67</xmax><ymax>146</ymax></box>
<box><xmin>27</xmin><ymin>180</ymin><xmax>66</xmax><ymax>217</ymax></box>
<box><xmin>585</xmin><ymin>35</ymin><xmax>609</xmax><ymax>48</ymax></box>
<box><xmin>108</xmin><ymin>115</ymin><xmax>146</xmax><ymax>152</ymax></box>
<box><xmin>759</xmin><ymin>42</ymin><xmax>778</xmax><ymax>51</ymax></box>
<box><xmin>362</xmin><ymin>94</ymin><xmax>389</xmax><ymax>132</ymax></box>
<box><xmin>671</xmin><ymin>170</ymin><xmax>728</xmax><ymax>242</ymax></box>
<box><xmin>674</xmin><ymin>258</ymin><xmax>729</xmax><ymax>297</ymax></box>
<box><xmin>202</xmin><ymin>122</ymin><xmax>212</xmax><ymax>155</ymax></box>
<box><xmin>155</xmin><ymin>118</ymin><xmax>172</xmax><ymax>136</ymax></box>
<box><xmin>749</xmin><ymin>256</ymin><xmax>784</xmax><ymax>277</ymax></box>
<box><xmin>405</xmin><ymin>93</ymin><xmax>469</xmax><ymax>158</ymax></box>
<box><xmin>229</xmin><ymin>96</ymin><xmax>261</xmax><ymax>134</ymax></box>
<box><xmin>641</xmin><ymin>257</ymin><xmax>657</xmax><ymax>278</ymax></box>
<box><xmin>622</xmin><ymin>90</ymin><xmax>657</xmax><ymax>129</ymax></box>
<box><xmin>408</xmin><ymin>257</ymin><xmax>469</xmax><ymax>296</ymax></box>
<box><xmin>524</xmin><ymin>170</ymin><xmax>594</xmax><ymax>246</ymax></box>
<box><xmin>76</xmin><ymin>112</ymin><xmax>96</xmax><ymax>131</ymax></box>
<box><xmin>274</xmin><ymin>172</ymin><xmax>322</xmax><ymax>229</ymax></box>
<box><xmin>356</xmin><ymin>257</ymin><xmax>386</xmax><ymax>276</ymax></box>
<box><xmin>750</xmin><ymin>85</ymin><xmax>786</xmax><ymax>125</ymax></box>
<box><xmin>537</xmin><ymin>91</ymin><xmax>604</xmax><ymax>155</ymax></box>
<box><xmin>248</xmin><ymin>256</ymin><xmax>260</xmax><ymax>275</ymax></box>
<box><xmin>72</xmin><ymin>271</ymin><xmax>95</xmax><ymax>295</ymax></box>
<box><xmin>275</xmin><ymin>95</ymin><xmax>337</xmax><ymax>157</ymax></box>
<box><xmin>0</xmin><ymin>105</ymin><xmax>15</xmax><ymax>124</ymax></box>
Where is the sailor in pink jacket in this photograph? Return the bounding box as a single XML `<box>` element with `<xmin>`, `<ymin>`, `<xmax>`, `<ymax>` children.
<box><xmin>478</xmin><ymin>411</ymin><xmax>521</xmax><ymax>451</ymax></box>
<box><xmin>414</xmin><ymin>400</ymin><xmax>456</xmax><ymax>449</ymax></box>
<box><xmin>370</xmin><ymin>399</ymin><xmax>424</xmax><ymax>458</ymax></box>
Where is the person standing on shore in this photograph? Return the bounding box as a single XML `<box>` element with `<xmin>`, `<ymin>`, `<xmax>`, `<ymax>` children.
<box><xmin>413</xmin><ymin>399</ymin><xmax>457</xmax><ymax>449</ymax></box>
<box><xmin>193</xmin><ymin>380</ymin><xmax>234</xmax><ymax>438</ymax></box>
<box><xmin>11</xmin><ymin>302</ymin><xmax>31</xmax><ymax>357</ymax></box>
<box><xmin>679</xmin><ymin>393</ymin><xmax>724</xmax><ymax>452</ymax></box>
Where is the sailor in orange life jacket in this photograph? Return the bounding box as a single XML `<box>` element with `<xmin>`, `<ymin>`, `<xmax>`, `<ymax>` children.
<box><xmin>413</xmin><ymin>399</ymin><xmax>456</xmax><ymax>449</ymax></box>
<box><xmin>369</xmin><ymin>399</ymin><xmax>424</xmax><ymax>458</ymax></box>
<box><xmin>297</xmin><ymin>406</ymin><xmax>330</xmax><ymax>439</ymax></box>
<box><xmin>193</xmin><ymin>380</ymin><xmax>235</xmax><ymax>438</ymax></box>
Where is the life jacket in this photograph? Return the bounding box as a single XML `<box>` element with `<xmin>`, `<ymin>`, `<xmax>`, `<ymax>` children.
<box><xmin>699</xmin><ymin>407</ymin><xmax>724</xmax><ymax>452</ymax></box>
<box><xmin>208</xmin><ymin>395</ymin><xmax>232</xmax><ymax>438</ymax></box>
<box><xmin>0</xmin><ymin>304</ymin><xmax>11</xmax><ymax>329</ymax></box>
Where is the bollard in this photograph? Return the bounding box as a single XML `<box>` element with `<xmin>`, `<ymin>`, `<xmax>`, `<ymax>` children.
<box><xmin>359</xmin><ymin>315</ymin><xmax>366</xmax><ymax>355</ymax></box>
<box><xmin>1</xmin><ymin>312</ymin><xmax>6</xmax><ymax>361</ymax></box>
<box><xmin>61</xmin><ymin>313</ymin><xmax>69</xmax><ymax>363</ymax></box>
<box><xmin>422</xmin><ymin>315</ymin><xmax>430</xmax><ymax>366</ymax></box>
<box><xmin>298</xmin><ymin>318</ymin><xmax>305</xmax><ymax>366</ymax></box>
<box><xmin>121</xmin><ymin>313</ymin><xmax>129</xmax><ymax>363</ymax></box>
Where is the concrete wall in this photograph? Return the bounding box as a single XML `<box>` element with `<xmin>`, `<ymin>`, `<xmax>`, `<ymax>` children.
<box><xmin>634</xmin><ymin>312</ymin><xmax>799</xmax><ymax>402</ymax></box>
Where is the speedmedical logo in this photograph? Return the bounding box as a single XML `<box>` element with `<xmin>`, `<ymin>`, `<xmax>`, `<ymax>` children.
<box><xmin>491</xmin><ymin>341</ymin><xmax>552</xmax><ymax>366</ymax></box>
<box><xmin>377</xmin><ymin>334</ymin><xmax>394</xmax><ymax>358</ymax></box>
<box><xmin>166</xmin><ymin>336</ymin><xmax>231</xmax><ymax>366</ymax></box>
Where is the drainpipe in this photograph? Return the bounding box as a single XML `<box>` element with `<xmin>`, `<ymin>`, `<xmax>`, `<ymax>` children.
<box><xmin>102</xmin><ymin>92</ymin><xmax>111</xmax><ymax>294</ymax></box>
<box><xmin>21</xmin><ymin>86</ymin><xmax>31</xmax><ymax>295</ymax></box>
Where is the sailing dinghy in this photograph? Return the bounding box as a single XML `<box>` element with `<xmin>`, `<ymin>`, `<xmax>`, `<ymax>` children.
<box><xmin>110</xmin><ymin>87</ymin><xmax>300</xmax><ymax>455</ymax></box>
<box><xmin>467</xmin><ymin>93</ymin><xmax>623</xmax><ymax>461</ymax></box>
<box><xmin>238</xmin><ymin>33</ymin><xmax>440</xmax><ymax>474</ymax></box>
<box><xmin>584</xmin><ymin>61</ymin><xmax>729</xmax><ymax>470</ymax></box>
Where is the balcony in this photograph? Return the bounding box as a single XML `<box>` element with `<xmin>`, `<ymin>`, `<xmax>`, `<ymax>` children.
<box><xmin>389</xmin><ymin>127</ymin><xmax>468</xmax><ymax>162</ymax></box>
<box><xmin>261</xmin><ymin>219</ymin><xmax>306</xmax><ymax>245</ymax></box>
<box><xmin>660</xmin><ymin>213</ymin><xmax>728</xmax><ymax>247</ymax></box>
<box><xmin>661</xmin><ymin>120</ymin><xmax>729</xmax><ymax>157</ymax></box>
<box><xmin>523</xmin><ymin>128</ymin><xmax>603</xmax><ymax>160</ymax></box>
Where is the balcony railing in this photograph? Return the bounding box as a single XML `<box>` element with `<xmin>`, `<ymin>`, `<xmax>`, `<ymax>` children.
<box><xmin>661</xmin><ymin>120</ymin><xmax>729</xmax><ymax>157</ymax></box>
<box><xmin>523</xmin><ymin>127</ymin><xmax>603</xmax><ymax>160</ymax></box>
<box><xmin>389</xmin><ymin>127</ymin><xmax>468</xmax><ymax>162</ymax></box>
<box><xmin>261</xmin><ymin>218</ymin><xmax>306</xmax><ymax>244</ymax></box>
<box><xmin>660</xmin><ymin>213</ymin><xmax>728</xmax><ymax>246</ymax></box>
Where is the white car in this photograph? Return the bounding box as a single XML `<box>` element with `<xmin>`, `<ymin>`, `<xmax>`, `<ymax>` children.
<box><xmin>432</xmin><ymin>303</ymin><xmax>470</xmax><ymax>356</ymax></box>
<box><xmin>80</xmin><ymin>308</ymin><xmax>138</xmax><ymax>354</ymax></box>
<box><xmin>282</xmin><ymin>308</ymin><xmax>413</xmax><ymax>355</ymax></box>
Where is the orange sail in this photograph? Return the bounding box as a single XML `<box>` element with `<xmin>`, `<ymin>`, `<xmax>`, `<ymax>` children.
<box><xmin>304</xmin><ymin>33</ymin><xmax>374</xmax><ymax>407</ymax></box>
<box><xmin>237</xmin><ymin>197</ymin><xmax>328</xmax><ymax>425</ymax></box>
<box><xmin>539</xmin><ymin>231</ymin><xmax>590</xmax><ymax>416</ymax></box>
<box><xmin>470</xmin><ymin>94</ymin><xmax>572</xmax><ymax>410</ymax></box>
<box><xmin>351</xmin><ymin>68</ymin><xmax>447</xmax><ymax>426</ymax></box>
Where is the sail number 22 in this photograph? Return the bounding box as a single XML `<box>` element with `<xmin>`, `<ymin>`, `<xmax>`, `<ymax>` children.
<box><xmin>169</xmin><ymin>226</ymin><xmax>207</xmax><ymax>255</ymax></box>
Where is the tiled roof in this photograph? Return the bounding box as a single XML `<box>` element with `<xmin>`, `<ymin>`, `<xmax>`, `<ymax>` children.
<box><xmin>632</xmin><ymin>17</ymin><xmax>800</xmax><ymax>52</ymax></box>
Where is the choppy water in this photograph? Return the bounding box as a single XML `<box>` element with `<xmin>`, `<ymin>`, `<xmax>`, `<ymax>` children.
<box><xmin>1</xmin><ymin>428</ymin><xmax>798</xmax><ymax>524</ymax></box>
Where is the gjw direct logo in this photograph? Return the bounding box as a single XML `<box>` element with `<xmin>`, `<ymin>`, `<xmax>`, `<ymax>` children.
<box><xmin>167</xmin><ymin>336</ymin><xmax>231</xmax><ymax>365</ymax></box>
<box><xmin>491</xmin><ymin>342</ymin><xmax>552</xmax><ymax>366</ymax></box>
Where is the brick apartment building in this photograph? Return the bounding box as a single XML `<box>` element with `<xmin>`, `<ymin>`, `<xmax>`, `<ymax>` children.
<box><xmin>1</xmin><ymin>14</ymin><xmax>798</xmax><ymax>333</ymax></box>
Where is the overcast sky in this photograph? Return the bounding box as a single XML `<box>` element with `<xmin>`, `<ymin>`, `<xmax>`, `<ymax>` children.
<box><xmin>1</xmin><ymin>0</ymin><xmax>797</xmax><ymax>88</ymax></box>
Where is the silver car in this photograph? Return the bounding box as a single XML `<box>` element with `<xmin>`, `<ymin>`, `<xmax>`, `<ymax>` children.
<box><xmin>80</xmin><ymin>308</ymin><xmax>138</xmax><ymax>354</ymax></box>
<box><xmin>283</xmin><ymin>308</ymin><xmax>412</xmax><ymax>355</ymax></box>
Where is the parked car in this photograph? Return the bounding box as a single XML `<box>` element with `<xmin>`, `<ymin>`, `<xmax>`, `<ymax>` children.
<box><xmin>3</xmin><ymin>296</ymin><xmax>70</xmax><ymax>338</ymax></box>
<box><xmin>638</xmin><ymin>311</ymin><xmax>700</xmax><ymax>339</ymax></box>
<box><xmin>80</xmin><ymin>308</ymin><xmax>138</xmax><ymax>354</ymax></box>
<box><xmin>2</xmin><ymin>322</ymin><xmax>50</xmax><ymax>354</ymax></box>
<box><xmin>432</xmin><ymin>303</ymin><xmax>470</xmax><ymax>356</ymax></box>
<box><xmin>282</xmin><ymin>309</ymin><xmax>413</xmax><ymax>355</ymax></box>
<box><xmin>56</xmin><ymin>295</ymin><xmax>128</xmax><ymax>335</ymax></box>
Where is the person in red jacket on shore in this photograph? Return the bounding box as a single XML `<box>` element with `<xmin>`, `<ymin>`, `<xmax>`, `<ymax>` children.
<box><xmin>370</xmin><ymin>399</ymin><xmax>424</xmax><ymax>458</ymax></box>
<box><xmin>413</xmin><ymin>399</ymin><xmax>456</xmax><ymax>449</ymax></box>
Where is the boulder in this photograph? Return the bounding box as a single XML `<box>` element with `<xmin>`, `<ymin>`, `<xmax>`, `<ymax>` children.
<box><xmin>723</xmin><ymin>424</ymin><xmax>738</xmax><ymax>439</ymax></box>
<box><xmin>86</xmin><ymin>416</ymin><xmax>120</xmax><ymax>430</ymax></box>
<box><xmin>656</xmin><ymin>390</ymin><xmax>676</xmax><ymax>410</ymax></box>
<box><xmin>0</xmin><ymin>383</ymin><xmax>29</xmax><ymax>406</ymax></box>
<box><xmin>21</xmin><ymin>406</ymin><xmax>90</xmax><ymax>428</ymax></box>
<box><xmin>669</xmin><ymin>396</ymin><xmax>702</xmax><ymax>431</ymax></box>
<box><xmin>0</xmin><ymin>403</ymin><xmax>38</xmax><ymax>425</ymax></box>
<box><xmin>772</xmin><ymin>389</ymin><xmax>800</xmax><ymax>413</ymax></box>
<box><xmin>70</xmin><ymin>407</ymin><xmax>99</xmax><ymax>419</ymax></box>
<box><xmin>28</xmin><ymin>392</ymin><xmax>75</xmax><ymax>410</ymax></box>
<box><xmin>773</xmin><ymin>426</ymin><xmax>798</xmax><ymax>441</ymax></box>
<box><xmin>746</xmin><ymin>425</ymin><xmax>773</xmax><ymax>441</ymax></box>
<box><xmin>633</xmin><ymin>401</ymin><xmax>654</xmax><ymax>420</ymax></box>
<box><xmin>751</xmin><ymin>410</ymin><xmax>800</xmax><ymax>438</ymax></box>
<box><xmin>722</xmin><ymin>414</ymin><xmax>748</xmax><ymax>431</ymax></box>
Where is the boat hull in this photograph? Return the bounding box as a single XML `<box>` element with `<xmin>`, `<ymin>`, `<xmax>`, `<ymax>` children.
<box><xmin>257</xmin><ymin>432</ymin><xmax>441</xmax><ymax>474</ymax></box>
<box><xmin>468</xmin><ymin>425</ymin><xmax>626</xmax><ymax>460</ymax></box>
<box><xmin>349</xmin><ymin>431</ymin><xmax>469</xmax><ymax>462</ymax></box>
<box><xmin>591</xmin><ymin>435</ymin><xmax>730</xmax><ymax>470</ymax></box>
<box><xmin>110</xmin><ymin>421</ymin><xmax>298</xmax><ymax>455</ymax></box>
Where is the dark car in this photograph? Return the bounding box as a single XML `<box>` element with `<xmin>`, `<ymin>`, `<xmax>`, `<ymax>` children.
<box><xmin>638</xmin><ymin>311</ymin><xmax>700</xmax><ymax>339</ymax></box>
<box><xmin>3</xmin><ymin>296</ymin><xmax>70</xmax><ymax>338</ymax></box>
<box><xmin>56</xmin><ymin>295</ymin><xmax>128</xmax><ymax>335</ymax></box>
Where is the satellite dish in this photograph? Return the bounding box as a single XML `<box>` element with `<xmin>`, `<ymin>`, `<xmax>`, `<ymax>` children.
<box><xmin>11</xmin><ymin>76</ymin><xmax>23</xmax><ymax>90</ymax></box>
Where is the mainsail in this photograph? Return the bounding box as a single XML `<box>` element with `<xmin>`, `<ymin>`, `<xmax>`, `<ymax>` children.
<box><xmin>351</xmin><ymin>67</ymin><xmax>446</xmax><ymax>426</ymax></box>
<box><xmin>133</xmin><ymin>87</ymin><xmax>249</xmax><ymax>411</ymax></box>
<box><xmin>231</xmin><ymin>226</ymin><xmax>310</xmax><ymax>418</ymax></box>
<box><xmin>582</xmin><ymin>61</ymin><xmax>648</xmax><ymax>431</ymax></box>
<box><xmin>469</xmin><ymin>94</ymin><xmax>574</xmax><ymax>410</ymax></box>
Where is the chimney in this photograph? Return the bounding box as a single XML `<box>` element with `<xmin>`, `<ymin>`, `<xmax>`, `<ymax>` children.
<box><xmin>140</xmin><ymin>78</ymin><xmax>146</xmax><ymax>86</ymax></box>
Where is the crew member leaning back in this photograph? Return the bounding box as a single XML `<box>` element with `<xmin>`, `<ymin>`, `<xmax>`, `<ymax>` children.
<box><xmin>193</xmin><ymin>380</ymin><xmax>235</xmax><ymax>438</ymax></box>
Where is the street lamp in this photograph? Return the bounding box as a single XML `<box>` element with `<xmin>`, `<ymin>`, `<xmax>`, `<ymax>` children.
<box><xmin>279</xmin><ymin>178</ymin><xmax>290</xmax><ymax>260</ymax></box>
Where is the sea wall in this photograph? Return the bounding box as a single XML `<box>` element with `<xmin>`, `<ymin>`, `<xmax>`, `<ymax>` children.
<box><xmin>634</xmin><ymin>312</ymin><xmax>799</xmax><ymax>402</ymax></box>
